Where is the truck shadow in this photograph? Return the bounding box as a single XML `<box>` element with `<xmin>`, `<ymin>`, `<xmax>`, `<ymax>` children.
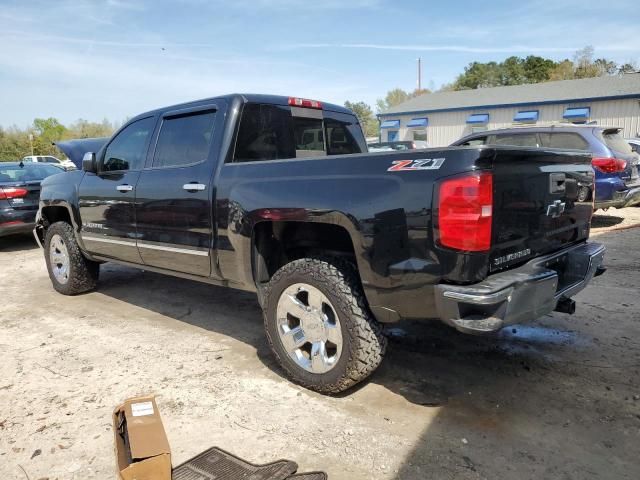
<box><xmin>92</xmin><ymin>225</ymin><xmax>638</xmax><ymax>480</ymax></box>
<box><xmin>591</xmin><ymin>213</ymin><xmax>624</xmax><ymax>228</ymax></box>
<box><xmin>0</xmin><ymin>233</ymin><xmax>39</xmax><ymax>252</ymax></box>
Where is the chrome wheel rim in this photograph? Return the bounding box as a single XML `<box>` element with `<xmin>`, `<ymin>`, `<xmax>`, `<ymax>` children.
<box><xmin>49</xmin><ymin>234</ymin><xmax>70</xmax><ymax>285</ymax></box>
<box><xmin>276</xmin><ymin>283</ymin><xmax>343</xmax><ymax>374</ymax></box>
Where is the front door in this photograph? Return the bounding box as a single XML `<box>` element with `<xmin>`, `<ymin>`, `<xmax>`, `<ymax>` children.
<box><xmin>134</xmin><ymin>104</ymin><xmax>222</xmax><ymax>277</ymax></box>
<box><xmin>78</xmin><ymin>116</ymin><xmax>156</xmax><ymax>263</ymax></box>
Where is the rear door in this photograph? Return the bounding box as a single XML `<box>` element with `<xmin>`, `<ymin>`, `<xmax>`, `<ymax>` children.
<box><xmin>134</xmin><ymin>104</ymin><xmax>223</xmax><ymax>277</ymax></box>
<box><xmin>78</xmin><ymin>116</ymin><xmax>156</xmax><ymax>263</ymax></box>
<box><xmin>598</xmin><ymin>128</ymin><xmax>639</xmax><ymax>186</ymax></box>
<box><xmin>489</xmin><ymin>147</ymin><xmax>594</xmax><ymax>273</ymax></box>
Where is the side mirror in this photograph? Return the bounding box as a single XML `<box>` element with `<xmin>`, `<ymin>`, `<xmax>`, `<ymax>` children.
<box><xmin>82</xmin><ymin>152</ymin><xmax>97</xmax><ymax>173</ymax></box>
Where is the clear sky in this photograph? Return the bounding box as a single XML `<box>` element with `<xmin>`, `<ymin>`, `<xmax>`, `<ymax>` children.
<box><xmin>0</xmin><ymin>0</ymin><xmax>638</xmax><ymax>127</ymax></box>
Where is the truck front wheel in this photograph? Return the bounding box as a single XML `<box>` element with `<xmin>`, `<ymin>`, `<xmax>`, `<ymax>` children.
<box><xmin>263</xmin><ymin>257</ymin><xmax>387</xmax><ymax>394</ymax></box>
<box><xmin>44</xmin><ymin>221</ymin><xmax>99</xmax><ymax>295</ymax></box>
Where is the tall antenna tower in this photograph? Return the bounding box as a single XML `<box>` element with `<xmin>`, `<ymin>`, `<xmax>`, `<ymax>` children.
<box><xmin>417</xmin><ymin>57</ymin><xmax>422</xmax><ymax>91</ymax></box>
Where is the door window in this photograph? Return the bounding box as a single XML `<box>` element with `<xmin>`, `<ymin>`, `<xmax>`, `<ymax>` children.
<box><xmin>493</xmin><ymin>133</ymin><xmax>539</xmax><ymax>147</ymax></box>
<box><xmin>460</xmin><ymin>137</ymin><xmax>487</xmax><ymax>146</ymax></box>
<box><xmin>153</xmin><ymin>110</ymin><xmax>216</xmax><ymax>168</ymax></box>
<box><xmin>539</xmin><ymin>132</ymin><xmax>589</xmax><ymax>150</ymax></box>
<box><xmin>233</xmin><ymin>104</ymin><xmax>296</xmax><ymax>162</ymax></box>
<box><xmin>102</xmin><ymin>117</ymin><xmax>155</xmax><ymax>172</ymax></box>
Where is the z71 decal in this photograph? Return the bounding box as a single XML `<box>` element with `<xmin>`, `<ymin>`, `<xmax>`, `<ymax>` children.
<box><xmin>387</xmin><ymin>158</ymin><xmax>445</xmax><ymax>172</ymax></box>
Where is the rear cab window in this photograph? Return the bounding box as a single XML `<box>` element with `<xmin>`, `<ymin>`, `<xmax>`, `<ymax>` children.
<box><xmin>232</xmin><ymin>103</ymin><xmax>365</xmax><ymax>163</ymax></box>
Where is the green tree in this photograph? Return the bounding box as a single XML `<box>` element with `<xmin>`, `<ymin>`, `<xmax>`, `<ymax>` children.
<box><xmin>31</xmin><ymin>117</ymin><xmax>68</xmax><ymax>156</ymax></box>
<box><xmin>522</xmin><ymin>55</ymin><xmax>556</xmax><ymax>83</ymax></box>
<box><xmin>376</xmin><ymin>88</ymin><xmax>411</xmax><ymax>112</ymax></box>
<box><xmin>549</xmin><ymin>59</ymin><xmax>575</xmax><ymax>81</ymax></box>
<box><xmin>344</xmin><ymin>101</ymin><xmax>377</xmax><ymax>137</ymax></box>
<box><xmin>65</xmin><ymin>118</ymin><xmax>115</xmax><ymax>139</ymax></box>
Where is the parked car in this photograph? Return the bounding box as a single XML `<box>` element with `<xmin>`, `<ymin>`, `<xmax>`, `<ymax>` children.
<box><xmin>452</xmin><ymin>125</ymin><xmax>640</xmax><ymax>210</ymax></box>
<box><xmin>626</xmin><ymin>138</ymin><xmax>640</xmax><ymax>154</ymax></box>
<box><xmin>37</xmin><ymin>93</ymin><xmax>604</xmax><ymax>393</ymax></box>
<box><xmin>367</xmin><ymin>140</ymin><xmax>429</xmax><ymax>151</ymax></box>
<box><xmin>1</xmin><ymin>162</ymin><xmax>64</xmax><ymax>237</ymax></box>
<box><xmin>22</xmin><ymin>155</ymin><xmax>76</xmax><ymax>171</ymax></box>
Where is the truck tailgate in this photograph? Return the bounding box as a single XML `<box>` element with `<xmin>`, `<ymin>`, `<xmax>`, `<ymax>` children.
<box><xmin>489</xmin><ymin>148</ymin><xmax>594</xmax><ymax>273</ymax></box>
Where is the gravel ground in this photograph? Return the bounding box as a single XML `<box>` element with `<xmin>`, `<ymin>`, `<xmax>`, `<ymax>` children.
<box><xmin>1</xmin><ymin>208</ymin><xmax>639</xmax><ymax>480</ymax></box>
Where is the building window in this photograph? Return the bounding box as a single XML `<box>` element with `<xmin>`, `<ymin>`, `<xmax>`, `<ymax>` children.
<box><xmin>563</xmin><ymin>107</ymin><xmax>590</xmax><ymax>123</ymax></box>
<box><xmin>407</xmin><ymin>118</ymin><xmax>428</xmax><ymax>128</ymax></box>
<box><xmin>407</xmin><ymin>117</ymin><xmax>428</xmax><ymax>143</ymax></box>
<box><xmin>467</xmin><ymin>113</ymin><xmax>490</xmax><ymax>125</ymax></box>
<box><xmin>387</xmin><ymin>130</ymin><xmax>399</xmax><ymax>142</ymax></box>
<box><xmin>513</xmin><ymin>110</ymin><xmax>539</xmax><ymax>124</ymax></box>
<box><xmin>380</xmin><ymin>119</ymin><xmax>400</xmax><ymax>129</ymax></box>
<box><xmin>413</xmin><ymin>130</ymin><xmax>427</xmax><ymax>141</ymax></box>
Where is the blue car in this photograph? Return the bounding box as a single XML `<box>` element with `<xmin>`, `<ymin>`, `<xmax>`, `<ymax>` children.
<box><xmin>452</xmin><ymin>125</ymin><xmax>640</xmax><ymax>210</ymax></box>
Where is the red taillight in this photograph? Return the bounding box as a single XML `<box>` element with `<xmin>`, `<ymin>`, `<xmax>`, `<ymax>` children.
<box><xmin>437</xmin><ymin>172</ymin><xmax>493</xmax><ymax>252</ymax></box>
<box><xmin>0</xmin><ymin>187</ymin><xmax>29</xmax><ymax>200</ymax></box>
<box><xmin>592</xmin><ymin>157</ymin><xmax>627</xmax><ymax>173</ymax></box>
<box><xmin>288</xmin><ymin>97</ymin><xmax>323</xmax><ymax>109</ymax></box>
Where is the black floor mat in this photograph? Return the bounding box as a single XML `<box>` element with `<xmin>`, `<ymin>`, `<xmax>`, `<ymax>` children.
<box><xmin>287</xmin><ymin>473</ymin><xmax>328</xmax><ymax>480</ymax></box>
<box><xmin>172</xmin><ymin>447</ymin><xmax>298</xmax><ymax>480</ymax></box>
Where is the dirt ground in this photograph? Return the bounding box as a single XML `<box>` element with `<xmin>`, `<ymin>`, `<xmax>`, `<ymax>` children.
<box><xmin>1</xmin><ymin>208</ymin><xmax>639</xmax><ymax>480</ymax></box>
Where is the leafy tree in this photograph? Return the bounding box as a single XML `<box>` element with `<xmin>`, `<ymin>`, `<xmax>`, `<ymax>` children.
<box><xmin>549</xmin><ymin>59</ymin><xmax>575</xmax><ymax>81</ymax></box>
<box><xmin>0</xmin><ymin>117</ymin><xmax>117</xmax><ymax>161</ymax></box>
<box><xmin>376</xmin><ymin>88</ymin><xmax>411</xmax><ymax>112</ymax></box>
<box><xmin>344</xmin><ymin>101</ymin><xmax>377</xmax><ymax>137</ymax></box>
<box><xmin>375</xmin><ymin>88</ymin><xmax>432</xmax><ymax>113</ymax></box>
<box><xmin>522</xmin><ymin>55</ymin><xmax>556</xmax><ymax>83</ymax></box>
<box><xmin>451</xmin><ymin>47</ymin><xmax>622</xmax><ymax>90</ymax></box>
<box><xmin>66</xmin><ymin>118</ymin><xmax>115</xmax><ymax>139</ymax></box>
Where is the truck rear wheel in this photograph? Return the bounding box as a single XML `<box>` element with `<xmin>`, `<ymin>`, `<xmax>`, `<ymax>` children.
<box><xmin>263</xmin><ymin>257</ymin><xmax>386</xmax><ymax>394</ymax></box>
<box><xmin>44</xmin><ymin>221</ymin><xmax>99</xmax><ymax>295</ymax></box>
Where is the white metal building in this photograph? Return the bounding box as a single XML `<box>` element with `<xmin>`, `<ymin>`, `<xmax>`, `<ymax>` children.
<box><xmin>378</xmin><ymin>73</ymin><xmax>640</xmax><ymax>147</ymax></box>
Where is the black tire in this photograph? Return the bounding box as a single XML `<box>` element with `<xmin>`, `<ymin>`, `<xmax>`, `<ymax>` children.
<box><xmin>263</xmin><ymin>257</ymin><xmax>387</xmax><ymax>394</ymax></box>
<box><xmin>44</xmin><ymin>221</ymin><xmax>99</xmax><ymax>295</ymax></box>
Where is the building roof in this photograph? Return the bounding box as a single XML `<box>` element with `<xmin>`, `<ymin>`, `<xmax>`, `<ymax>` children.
<box><xmin>380</xmin><ymin>73</ymin><xmax>640</xmax><ymax>117</ymax></box>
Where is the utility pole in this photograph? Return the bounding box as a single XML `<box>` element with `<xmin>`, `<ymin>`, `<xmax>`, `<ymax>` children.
<box><xmin>28</xmin><ymin>133</ymin><xmax>34</xmax><ymax>155</ymax></box>
<box><xmin>417</xmin><ymin>57</ymin><xmax>422</xmax><ymax>91</ymax></box>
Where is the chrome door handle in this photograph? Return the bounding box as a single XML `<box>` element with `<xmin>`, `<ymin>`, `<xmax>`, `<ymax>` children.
<box><xmin>183</xmin><ymin>183</ymin><xmax>206</xmax><ymax>191</ymax></box>
<box><xmin>116</xmin><ymin>184</ymin><xmax>134</xmax><ymax>192</ymax></box>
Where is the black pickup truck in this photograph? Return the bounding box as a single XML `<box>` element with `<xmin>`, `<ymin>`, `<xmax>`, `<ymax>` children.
<box><xmin>36</xmin><ymin>94</ymin><xmax>605</xmax><ymax>393</ymax></box>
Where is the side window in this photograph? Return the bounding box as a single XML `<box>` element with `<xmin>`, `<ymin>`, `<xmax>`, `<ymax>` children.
<box><xmin>233</xmin><ymin>104</ymin><xmax>295</xmax><ymax>162</ymax></box>
<box><xmin>539</xmin><ymin>133</ymin><xmax>589</xmax><ymax>150</ymax></box>
<box><xmin>44</xmin><ymin>157</ymin><xmax>59</xmax><ymax>163</ymax></box>
<box><xmin>153</xmin><ymin>110</ymin><xmax>216</xmax><ymax>168</ymax></box>
<box><xmin>493</xmin><ymin>133</ymin><xmax>539</xmax><ymax>147</ymax></box>
<box><xmin>324</xmin><ymin>111</ymin><xmax>366</xmax><ymax>155</ymax></box>
<box><xmin>102</xmin><ymin>117</ymin><xmax>155</xmax><ymax>172</ymax></box>
<box><xmin>461</xmin><ymin>137</ymin><xmax>487</xmax><ymax>146</ymax></box>
<box><xmin>630</xmin><ymin>143</ymin><xmax>640</xmax><ymax>154</ymax></box>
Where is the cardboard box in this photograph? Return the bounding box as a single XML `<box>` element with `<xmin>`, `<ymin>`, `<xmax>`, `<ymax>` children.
<box><xmin>113</xmin><ymin>396</ymin><xmax>171</xmax><ymax>480</ymax></box>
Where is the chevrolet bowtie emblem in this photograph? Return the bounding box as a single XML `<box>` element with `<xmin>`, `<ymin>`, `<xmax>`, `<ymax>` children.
<box><xmin>546</xmin><ymin>200</ymin><xmax>566</xmax><ymax>218</ymax></box>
